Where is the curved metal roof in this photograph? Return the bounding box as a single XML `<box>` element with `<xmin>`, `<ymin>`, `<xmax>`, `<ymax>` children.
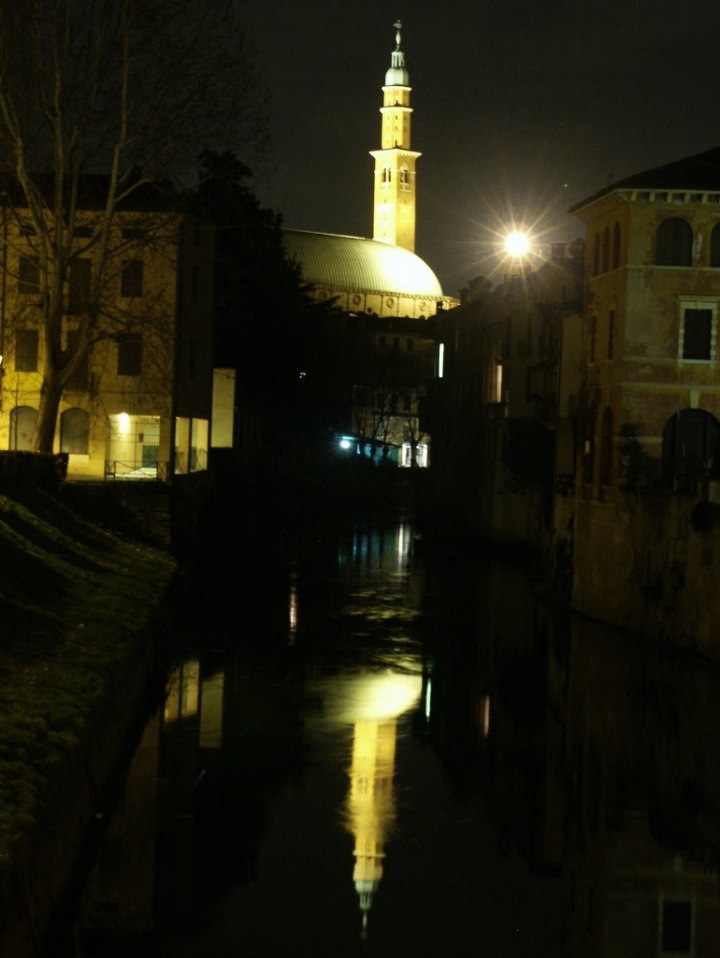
<box><xmin>282</xmin><ymin>229</ymin><xmax>444</xmax><ymax>298</ymax></box>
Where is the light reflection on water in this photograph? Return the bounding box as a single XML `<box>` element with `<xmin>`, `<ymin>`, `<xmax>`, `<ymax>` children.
<box><xmin>71</xmin><ymin>520</ymin><xmax>564</xmax><ymax>957</ymax></box>
<box><xmin>309</xmin><ymin>522</ymin><xmax>425</xmax><ymax>936</ymax></box>
<box><xmin>307</xmin><ymin>665</ymin><xmax>422</xmax><ymax>936</ymax></box>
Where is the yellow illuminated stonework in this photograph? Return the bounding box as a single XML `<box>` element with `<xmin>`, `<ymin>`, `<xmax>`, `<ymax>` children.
<box><xmin>371</xmin><ymin>22</ymin><xmax>420</xmax><ymax>252</ymax></box>
<box><xmin>316</xmin><ymin>666</ymin><xmax>422</xmax><ymax>935</ymax></box>
<box><xmin>347</xmin><ymin>719</ymin><xmax>397</xmax><ymax>937</ymax></box>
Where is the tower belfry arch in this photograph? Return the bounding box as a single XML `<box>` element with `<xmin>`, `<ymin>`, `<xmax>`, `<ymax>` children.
<box><xmin>370</xmin><ymin>21</ymin><xmax>420</xmax><ymax>252</ymax></box>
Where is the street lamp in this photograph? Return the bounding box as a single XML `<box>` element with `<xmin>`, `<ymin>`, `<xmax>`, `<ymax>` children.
<box><xmin>504</xmin><ymin>231</ymin><xmax>530</xmax><ymax>258</ymax></box>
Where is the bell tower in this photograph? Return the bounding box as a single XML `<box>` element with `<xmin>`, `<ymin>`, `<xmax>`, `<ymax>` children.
<box><xmin>370</xmin><ymin>22</ymin><xmax>420</xmax><ymax>252</ymax></box>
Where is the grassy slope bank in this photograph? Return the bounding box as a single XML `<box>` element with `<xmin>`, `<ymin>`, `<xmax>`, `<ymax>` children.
<box><xmin>0</xmin><ymin>485</ymin><xmax>175</xmax><ymax>873</ymax></box>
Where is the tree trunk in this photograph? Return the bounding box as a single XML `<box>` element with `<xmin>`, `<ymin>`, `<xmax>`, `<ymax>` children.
<box><xmin>33</xmin><ymin>369</ymin><xmax>64</xmax><ymax>454</ymax></box>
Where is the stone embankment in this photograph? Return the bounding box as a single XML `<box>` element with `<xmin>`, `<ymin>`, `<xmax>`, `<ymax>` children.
<box><xmin>573</xmin><ymin>489</ymin><xmax>720</xmax><ymax>653</ymax></box>
<box><xmin>0</xmin><ymin>479</ymin><xmax>175</xmax><ymax>958</ymax></box>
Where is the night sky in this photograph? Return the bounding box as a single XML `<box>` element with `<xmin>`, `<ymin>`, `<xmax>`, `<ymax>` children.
<box><xmin>237</xmin><ymin>0</ymin><xmax>720</xmax><ymax>296</ymax></box>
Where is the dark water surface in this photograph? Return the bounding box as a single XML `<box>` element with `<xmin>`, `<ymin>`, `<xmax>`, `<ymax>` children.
<box><xmin>62</xmin><ymin>518</ymin><xmax>720</xmax><ymax>957</ymax></box>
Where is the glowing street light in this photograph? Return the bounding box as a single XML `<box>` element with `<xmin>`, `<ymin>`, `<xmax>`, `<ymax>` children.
<box><xmin>504</xmin><ymin>231</ymin><xmax>530</xmax><ymax>258</ymax></box>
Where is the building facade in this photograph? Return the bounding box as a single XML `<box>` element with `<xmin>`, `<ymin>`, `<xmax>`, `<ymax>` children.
<box><xmin>427</xmin><ymin>243</ymin><xmax>584</xmax><ymax>545</ymax></box>
<box><xmin>569</xmin><ymin>148</ymin><xmax>720</xmax><ymax>647</ymax></box>
<box><xmin>0</xmin><ymin>203</ymin><xmax>214</xmax><ymax>481</ymax></box>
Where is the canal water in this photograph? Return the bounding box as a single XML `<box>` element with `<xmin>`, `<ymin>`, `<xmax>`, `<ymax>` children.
<box><xmin>59</xmin><ymin>517</ymin><xmax>720</xmax><ymax>957</ymax></box>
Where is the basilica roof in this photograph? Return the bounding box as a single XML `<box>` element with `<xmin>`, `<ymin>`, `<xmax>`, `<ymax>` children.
<box><xmin>282</xmin><ymin>229</ymin><xmax>444</xmax><ymax>299</ymax></box>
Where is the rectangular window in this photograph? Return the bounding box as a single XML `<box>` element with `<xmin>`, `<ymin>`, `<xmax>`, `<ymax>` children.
<box><xmin>68</xmin><ymin>258</ymin><xmax>92</xmax><ymax>314</ymax></box>
<box><xmin>15</xmin><ymin>329</ymin><xmax>38</xmax><ymax>372</ymax></box>
<box><xmin>18</xmin><ymin>255</ymin><xmax>40</xmax><ymax>294</ymax></box>
<box><xmin>378</xmin><ymin>336</ymin><xmax>386</xmax><ymax>349</ymax></box>
<box><xmin>661</xmin><ymin>899</ymin><xmax>692</xmax><ymax>953</ymax></box>
<box><xmin>608</xmin><ymin>309</ymin><xmax>615</xmax><ymax>359</ymax></box>
<box><xmin>683</xmin><ymin>308</ymin><xmax>712</xmax><ymax>360</ymax></box>
<box><xmin>122</xmin><ymin>228</ymin><xmax>146</xmax><ymax>240</ymax></box>
<box><xmin>406</xmin><ymin>337</ymin><xmax>414</xmax><ymax>351</ymax></box>
<box><xmin>121</xmin><ymin>259</ymin><xmax>144</xmax><ymax>297</ymax></box>
<box><xmin>117</xmin><ymin>333</ymin><xmax>143</xmax><ymax>376</ymax></box>
<box><xmin>589</xmin><ymin>314</ymin><xmax>596</xmax><ymax>363</ymax></box>
<box><xmin>65</xmin><ymin>329</ymin><xmax>89</xmax><ymax>391</ymax></box>
<box><xmin>191</xmin><ymin>265</ymin><xmax>199</xmax><ymax>304</ymax></box>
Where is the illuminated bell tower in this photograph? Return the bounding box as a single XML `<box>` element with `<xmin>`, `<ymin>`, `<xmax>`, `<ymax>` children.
<box><xmin>370</xmin><ymin>21</ymin><xmax>420</xmax><ymax>252</ymax></box>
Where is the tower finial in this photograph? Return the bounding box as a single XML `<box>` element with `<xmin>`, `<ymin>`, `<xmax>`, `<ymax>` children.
<box><xmin>394</xmin><ymin>20</ymin><xmax>402</xmax><ymax>50</ymax></box>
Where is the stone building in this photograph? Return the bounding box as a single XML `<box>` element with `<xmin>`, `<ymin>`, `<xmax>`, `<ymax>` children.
<box><xmin>0</xmin><ymin>194</ymin><xmax>214</xmax><ymax>481</ymax></box>
<box><xmin>426</xmin><ymin>243</ymin><xmax>584</xmax><ymax>545</ymax></box>
<box><xmin>569</xmin><ymin>147</ymin><xmax>720</xmax><ymax>647</ymax></box>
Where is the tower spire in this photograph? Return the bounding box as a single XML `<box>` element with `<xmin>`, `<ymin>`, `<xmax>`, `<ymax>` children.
<box><xmin>370</xmin><ymin>21</ymin><xmax>420</xmax><ymax>251</ymax></box>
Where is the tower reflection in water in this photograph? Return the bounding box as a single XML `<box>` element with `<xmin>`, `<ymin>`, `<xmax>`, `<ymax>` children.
<box><xmin>315</xmin><ymin>666</ymin><xmax>422</xmax><ymax>936</ymax></box>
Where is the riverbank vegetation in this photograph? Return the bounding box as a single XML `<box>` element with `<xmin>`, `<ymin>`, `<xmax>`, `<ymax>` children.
<box><xmin>0</xmin><ymin>484</ymin><xmax>175</xmax><ymax>872</ymax></box>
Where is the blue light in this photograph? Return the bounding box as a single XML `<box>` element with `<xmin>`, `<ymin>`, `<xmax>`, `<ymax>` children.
<box><xmin>340</xmin><ymin>439</ymin><xmax>352</xmax><ymax>450</ymax></box>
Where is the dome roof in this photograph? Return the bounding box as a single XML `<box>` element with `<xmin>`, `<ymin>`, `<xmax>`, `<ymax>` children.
<box><xmin>385</xmin><ymin>65</ymin><xmax>409</xmax><ymax>86</ymax></box>
<box><xmin>282</xmin><ymin>230</ymin><xmax>444</xmax><ymax>298</ymax></box>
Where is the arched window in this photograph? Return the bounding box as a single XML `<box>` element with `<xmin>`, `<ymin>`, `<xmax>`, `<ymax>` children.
<box><xmin>662</xmin><ymin>409</ymin><xmax>720</xmax><ymax>481</ymax></box>
<box><xmin>710</xmin><ymin>222</ymin><xmax>720</xmax><ymax>268</ymax></box>
<box><xmin>592</xmin><ymin>232</ymin><xmax>600</xmax><ymax>276</ymax></box>
<box><xmin>9</xmin><ymin>406</ymin><xmax>37</xmax><ymax>451</ymax></box>
<box><xmin>612</xmin><ymin>221</ymin><xmax>621</xmax><ymax>269</ymax></box>
<box><xmin>600</xmin><ymin>406</ymin><xmax>613</xmax><ymax>485</ymax></box>
<box><xmin>382</xmin><ymin>166</ymin><xmax>392</xmax><ymax>186</ymax></box>
<box><xmin>60</xmin><ymin>407</ymin><xmax>89</xmax><ymax>454</ymax></box>
<box><xmin>601</xmin><ymin>227</ymin><xmax>610</xmax><ymax>273</ymax></box>
<box><xmin>655</xmin><ymin>217</ymin><xmax>692</xmax><ymax>266</ymax></box>
<box><xmin>399</xmin><ymin>166</ymin><xmax>410</xmax><ymax>189</ymax></box>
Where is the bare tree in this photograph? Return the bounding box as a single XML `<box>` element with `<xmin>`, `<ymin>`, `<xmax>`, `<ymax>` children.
<box><xmin>0</xmin><ymin>0</ymin><xmax>268</xmax><ymax>451</ymax></box>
